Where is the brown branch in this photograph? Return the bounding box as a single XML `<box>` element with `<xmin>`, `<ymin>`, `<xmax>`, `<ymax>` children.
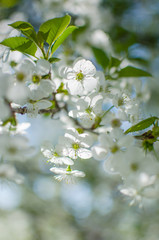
<box><xmin>12</xmin><ymin>107</ymin><xmax>59</xmax><ymax>116</ymax></box>
<box><xmin>12</xmin><ymin>102</ymin><xmax>99</xmax><ymax>135</ymax></box>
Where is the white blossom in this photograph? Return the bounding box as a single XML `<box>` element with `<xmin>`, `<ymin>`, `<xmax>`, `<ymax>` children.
<box><xmin>92</xmin><ymin>128</ymin><xmax>134</xmax><ymax>161</ymax></box>
<box><xmin>0</xmin><ymin>164</ymin><xmax>24</xmax><ymax>184</ymax></box>
<box><xmin>27</xmin><ymin>99</ymin><xmax>52</xmax><ymax>118</ymax></box>
<box><xmin>41</xmin><ymin>143</ymin><xmax>74</xmax><ymax>166</ymax></box>
<box><xmin>0</xmin><ymin>133</ymin><xmax>34</xmax><ymax>161</ymax></box>
<box><xmin>61</xmin><ymin>58</ymin><xmax>98</xmax><ymax>95</ymax></box>
<box><xmin>0</xmin><ymin>98</ymin><xmax>11</xmax><ymax>121</ymax></box>
<box><xmin>50</xmin><ymin>166</ymin><xmax>85</xmax><ymax>183</ymax></box>
<box><xmin>69</xmin><ymin>92</ymin><xmax>103</xmax><ymax>128</ymax></box>
<box><xmin>57</xmin><ymin>131</ymin><xmax>92</xmax><ymax>160</ymax></box>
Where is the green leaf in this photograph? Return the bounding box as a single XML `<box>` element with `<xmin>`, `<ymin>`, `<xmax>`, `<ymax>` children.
<box><xmin>118</xmin><ymin>66</ymin><xmax>152</xmax><ymax>78</ymax></box>
<box><xmin>0</xmin><ymin>0</ymin><xmax>19</xmax><ymax>8</ymax></box>
<box><xmin>48</xmin><ymin>57</ymin><xmax>61</xmax><ymax>63</ymax></box>
<box><xmin>0</xmin><ymin>37</ymin><xmax>37</xmax><ymax>57</ymax></box>
<box><xmin>72</xmin><ymin>25</ymin><xmax>87</xmax><ymax>41</ymax></box>
<box><xmin>51</xmin><ymin>26</ymin><xmax>78</xmax><ymax>55</ymax></box>
<box><xmin>9</xmin><ymin>21</ymin><xmax>38</xmax><ymax>44</ymax></box>
<box><xmin>125</xmin><ymin>117</ymin><xmax>158</xmax><ymax>134</ymax></box>
<box><xmin>92</xmin><ymin>46</ymin><xmax>109</xmax><ymax>70</ymax></box>
<box><xmin>38</xmin><ymin>15</ymin><xmax>71</xmax><ymax>46</ymax></box>
<box><xmin>109</xmin><ymin>56</ymin><xmax>121</xmax><ymax>69</ymax></box>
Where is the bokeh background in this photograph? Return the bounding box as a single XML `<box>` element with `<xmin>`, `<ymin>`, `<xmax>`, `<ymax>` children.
<box><xmin>0</xmin><ymin>0</ymin><xmax>159</xmax><ymax>239</ymax></box>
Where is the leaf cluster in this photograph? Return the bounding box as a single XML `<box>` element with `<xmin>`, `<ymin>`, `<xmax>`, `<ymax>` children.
<box><xmin>92</xmin><ymin>46</ymin><xmax>152</xmax><ymax>79</ymax></box>
<box><xmin>0</xmin><ymin>15</ymin><xmax>77</xmax><ymax>61</ymax></box>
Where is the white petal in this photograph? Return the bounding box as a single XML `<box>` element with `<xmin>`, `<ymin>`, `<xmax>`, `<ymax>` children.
<box><xmin>69</xmin><ymin>109</ymin><xmax>79</xmax><ymax>118</ymax></box>
<box><xmin>36</xmin><ymin>59</ymin><xmax>50</xmax><ymax>75</ymax></box>
<box><xmin>67</xmin><ymin>80</ymin><xmax>84</xmax><ymax>95</ymax></box>
<box><xmin>83</xmin><ymin>77</ymin><xmax>98</xmax><ymax>92</ymax></box>
<box><xmin>91</xmin><ymin>145</ymin><xmax>107</xmax><ymax>160</ymax></box>
<box><xmin>50</xmin><ymin>167</ymin><xmax>66</xmax><ymax>174</ymax></box>
<box><xmin>36</xmin><ymin>100</ymin><xmax>52</xmax><ymax>109</ymax></box>
<box><xmin>42</xmin><ymin>149</ymin><xmax>52</xmax><ymax>158</ymax></box>
<box><xmin>59</xmin><ymin>157</ymin><xmax>74</xmax><ymax>166</ymax></box>
<box><xmin>67</xmin><ymin>148</ymin><xmax>77</xmax><ymax>159</ymax></box>
<box><xmin>40</xmin><ymin>80</ymin><xmax>56</xmax><ymax>94</ymax></box>
<box><xmin>78</xmin><ymin>148</ymin><xmax>92</xmax><ymax>159</ymax></box>
<box><xmin>99</xmin><ymin>133</ymin><xmax>114</xmax><ymax>147</ymax></box>
<box><xmin>120</xmin><ymin>188</ymin><xmax>137</xmax><ymax>197</ymax></box>
<box><xmin>74</xmin><ymin>59</ymin><xmax>96</xmax><ymax>76</ymax></box>
<box><xmin>72</xmin><ymin>170</ymin><xmax>85</xmax><ymax>177</ymax></box>
<box><xmin>76</xmin><ymin>98</ymin><xmax>89</xmax><ymax>111</ymax></box>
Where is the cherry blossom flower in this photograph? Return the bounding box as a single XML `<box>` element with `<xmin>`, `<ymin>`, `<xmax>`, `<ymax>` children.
<box><xmin>69</xmin><ymin>92</ymin><xmax>103</xmax><ymax>128</ymax></box>
<box><xmin>61</xmin><ymin>58</ymin><xmax>98</xmax><ymax>95</ymax></box>
<box><xmin>105</xmin><ymin>147</ymin><xmax>159</xmax><ymax>182</ymax></box>
<box><xmin>27</xmin><ymin>99</ymin><xmax>52</xmax><ymax>118</ymax></box>
<box><xmin>0</xmin><ymin>164</ymin><xmax>24</xmax><ymax>184</ymax></box>
<box><xmin>15</xmin><ymin>59</ymin><xmax>56</xmax><ymax>101</ymax></box>
<box><xmin>92</xmin><ymin>128</ymin><xmax>134</xmax><ymax>161</ymax></box>
<box><xmin>0</xmin><ymin>133</ymin><xmax>34</xmax><ymax>161</ymax></box>
<box><xmin>50</xmin><ymin>166</ymin><xmax>85</xmax><ymax>183</ymax></box>
<box><xmin>57</xmin><ymin>130</ymin><xmax>92</xmax><ymax>160</ymax></box>
<box><xmin>41</xmin><ymin>143</ymin><xmax>74</xmax><ymax>166</ymax></box>
<box><xmin>120</xmin><ymin>173</ymin><xmax>156</xmax><ymax>206</ymax></box>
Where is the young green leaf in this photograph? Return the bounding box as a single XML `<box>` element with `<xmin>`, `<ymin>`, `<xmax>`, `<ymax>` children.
<box><xmin>0</xmin><ymin>0</ymin><xmax>19</xmax><ymax>8</ymax></box>
<box><xmin>48</xmin><ymin>57</ymin><xmax>61</xmax><ymax>63</ymax></box>
<box><xmin>118</xmin><ymin>66</ymin><xmax>152</xmax><ymax>78</ymax></box>
<box><xmin>37</xmin><ymin>15</ymin><xmax>71</xmax><ymax>46</ymax></box>
<box><xmin>0</xmin><ymin>37</ymin><xmax>37</xmax><ymax>57</ymax></box>
<box><xmin>92</xmin><ymin>46</ymin><xmax>109</xmax><ymax>70</ymax></box>
<box><xmin>51</xmin><ymin>26</ymin><xmax>78</xmax><ymax>55</ymax></box>
<box><xmin>125</xmin><ymin>117</ymin><xmax>158</xmax><ymax>134</ymax></box>
<box><xmin>108</xmin><ymin>56</ymin><xmax>121</xmax><ymax>69</ymax></box>
<box><xmin>9</xmin><ymin>21</ymin><xmax>38</xmax><ymax>44</ymax></box>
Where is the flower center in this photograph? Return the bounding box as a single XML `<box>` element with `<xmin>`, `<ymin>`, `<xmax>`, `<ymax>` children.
<box><xmin>130</xmin><ymin>163</ymin><xmax>138</xmax><ymax>171</ymax></box>
<box><xmin>76</xmin><ymin>128</ymin><xmax>84</xmax><ymax>134</ymax></box>
<box><xmin>53</xmin><ymin>152</ymin><xmax>59</xmax><ymax>157</ymax></box>
<box><xmin>72</xmin><ymin>143</ymin><xmax>80</xmax><ymax>150</ymax></box>
<box><xmin>66</xmin><ymin>165</ymin><xmax>72</xmax><ymax>174</ymax></box>
<box><xmin>16</xmin><ymin>72</ymin><xmax>25</xmax><ymax>82</ymax></box>
<box><xmin>118</xmin><ymin>97</ymin><xmax>124</xmax><ymax>106</ymax></box>
<box><xmin>7</xmin><ymin>146</ymin><xmax>17</xmax><ymax>154</ymax></box>
<box><xmin>76</xmin><ymin>71</ymin><xmax>84</xmax><ymax>81</ymax></box>
<box><xmin>111</xmin><ymin>118</ymin><xmax>121</xmax><ymax>128</ymax></box>
<box><xmin>110</xmin><ymin>144</ymin><xmax>119</xmax><ymax>153</ymax></box>
<box><xmin>10</xmin><ymin>61</ymin><xmax>17</xmax><ymax>68</ymax></box>
<box><xmin>32</xmin><ymin>74</ymin><xmax>41</xmax><ymax>84</ymax></box>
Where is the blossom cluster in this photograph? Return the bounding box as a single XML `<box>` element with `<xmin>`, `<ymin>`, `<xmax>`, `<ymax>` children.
<box><xmin>0</xmin><ymin>16</ymin><xmax>159</xmax><ymax>207</ymax></box>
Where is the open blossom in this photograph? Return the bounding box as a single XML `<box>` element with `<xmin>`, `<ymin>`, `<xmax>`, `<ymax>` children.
<box><xmin>105</xmin><ymin>147</ymin><xmax>159</xmax><ymax>182</ymax></box>
<box><xmin>61</xmin><ymin>58</ymin><xmax>98</xmax><ymax>95</ymax></box>
<box><xmin>27</xmin><ymin>99</ymin><xmax>52</xmax><ymax>118</ymax></box>
<box><xmin>69</xmin><ymin>92</ymin><xmax>103</xmax><ymax>128</ymax></box>
<box><xmin>100</xmin><ymin>128</ymin><xmax>133</xmax><ymax>153</ymax></box>
<box><xmin>50</xmin><ymin>166</ymin><xmax>85</xmax><ymax>183</ymax></box>
<box><xmin>65</xmin><ymin>127</ymin><xmax>97</xmax><ymax>146</ymax></box>
<box><xmin>0</xmin><ymin>164</ymin><xmax>24</xmax><ymax>184</ymax></box>
<box><xmin>15</xmin><ymin>59</ymin><xmax>56</xmax><ymax>101</ymax></box>
<box><xmin>41</xmin><ymin>143</ymin><xmax>74</xmax><ymax>166</ymax></box>
<box><xmin>7</xmin><ymin>80</ymin><xmax>29</xmax><ymax>105</ymax></box>
<box><xmin>57</xmin><ymin>130</ymin><xmax>92</xmax><ymax>160</ymax></box>
<box><xmin>92</xmin><ymin>128</ymin><xmax>134</xmax><ymax>161</ymax></box>
<box><xmin>120</xmin><ymin>173</ymin><xmax>156</xmax><ymax>206</ymax></box>
<box><xmin>0</xmin><ymin>133</ymin><xmax>34</xmax><ymax>161</ymax></box>
<box><xmin>27</xmin><ymin>59</ymin><xmax>56</xmax><ymax>101</ymax></box>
